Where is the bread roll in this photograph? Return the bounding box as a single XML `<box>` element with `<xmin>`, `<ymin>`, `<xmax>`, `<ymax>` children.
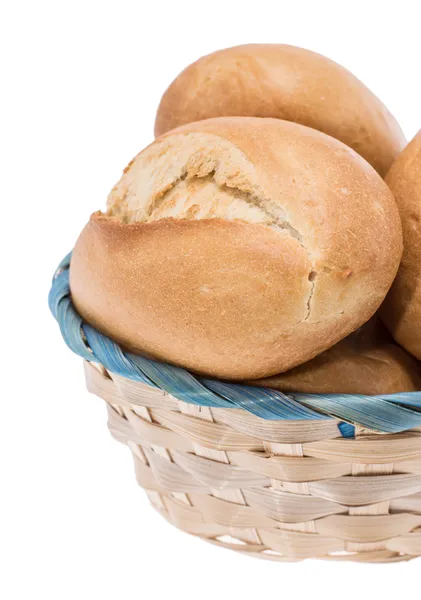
<box><xmin>155</xmin><ymin>44</ymin><xmax>405</xmax><ymax>176</ymax></box>
<box><xmin>70</xmin><ymin>117</ymin><xmax>402</xmax><ymax>380</ymax></box>
<box><xmin>248</xmin><ymin>319</ymin><xmax>421</xmax><ymax>394</ymax></box>
<box><xmin>382</xmin><ymin>131</ymin><xmax>421</xmax><ymax>359</ymax></box>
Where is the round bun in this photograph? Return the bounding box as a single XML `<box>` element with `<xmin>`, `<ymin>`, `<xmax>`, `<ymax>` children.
<box><xmin>154</xmin><ymin>44</ymin><xmax>405</xmax><ymax>176</ymax></box>
<box><xmin>382</xmin><ymin>131</ymin><xmax>421</xmax><ymax>358</ymax></box>
<box><xmin>70</xmin><ymin>117</ymin><xmax>402</xmax><ymax>380</ymax></box>
<box><xmin>248</xmin><ymin>319</ymin><xmax>421</xmax><ymax>395</ymax></box>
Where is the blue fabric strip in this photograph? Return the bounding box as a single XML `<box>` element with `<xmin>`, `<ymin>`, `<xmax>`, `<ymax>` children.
<box><xmin>293</xmin><ymin>393</ymin><xmax>421</xmax><ymax>434</ymax></box>
<box><xmin>338</xmin><ymin>422</ymin><xmax>355</xmax><ymax>438</ymax></box>
<box><xmin>203</xmin><ymin>380</ymin><xmax>325</xmax><ymax>420</ymax></box>
<box><xmin>49</xmin><ymin>254</ymin><xmax>421</xmax><ymax>434</ymax></box>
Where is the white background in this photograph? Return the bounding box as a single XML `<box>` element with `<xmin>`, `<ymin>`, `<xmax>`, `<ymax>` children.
<box><xmin>2</xmin><ymin>1</ymin><xmax>421</xmax><ymax>598</ymax></box>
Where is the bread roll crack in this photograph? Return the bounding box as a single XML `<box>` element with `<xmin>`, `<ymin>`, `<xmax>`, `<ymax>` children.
<box><xmin>305</xmin><ymin>272</ymin><xmax>317</xmax><ymax>320</ymax></box>
<box><xmin>108</xmin><ymin>139</ymin><xmax>306</xmax><ymax>245</ymax></box>
<box><xmin>146</xmin><ymin>169</ymin><xmax>307</xmax><ymax>242</ymax></box>
<box><xmin>106</xmin><ymin>131</ymin><xmax>332</xmax><ymax>327</ymax></box>
<box><xmin>68</xmin><ymin>119</ymin><xmax>402</xmax><ymax>379</ymax></box>
<box><xmin>107</xmin><ymin>131</ymin><xmax>316</xmax><ymax>291</ymax></box>
<box><xmin>108</xmin><ymin>158</ymin><xmax>317</xmax><ymax>320</ymax></box>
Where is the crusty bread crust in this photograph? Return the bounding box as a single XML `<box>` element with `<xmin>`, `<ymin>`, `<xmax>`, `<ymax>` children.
<box><xmin>155</xmin><ymin>44</ymin><xmax>405</xmax><ymax>176</ymax></box>
<box><xmin>70</xmin><ymin>117</ymin><xmax>402</xmax><ymax>379</ymax></box>
<box><xmin>249</xmin><ymin>319</ymin><xmax>421</xmax><ymax>394</ymax></box>
<box><xmin>382</xmin><ymin>131</ymin><xmax>421</xmax><ymax>359</ymax></box>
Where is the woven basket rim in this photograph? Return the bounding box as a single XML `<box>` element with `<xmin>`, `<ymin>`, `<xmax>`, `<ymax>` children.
<box><xmin>49</xmin><ymin>252</ymin><xmax>421</xmax><ymax>434</ymax></box>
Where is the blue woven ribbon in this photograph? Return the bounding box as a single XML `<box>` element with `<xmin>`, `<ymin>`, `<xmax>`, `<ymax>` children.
<box><xmin>49</xmin><ymin>254</ymin><xmax>421</xmax><ymax>436</ymax></box>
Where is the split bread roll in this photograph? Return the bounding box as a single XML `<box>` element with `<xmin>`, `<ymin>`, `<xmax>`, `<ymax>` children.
<box><xmin>70</xmin><ymin>117</ymin><xmax>403</xmax><ymax>380</ymax></box>
<box><xmin>154</xmin><ymin>44</ymin><xmax>406</xmax><ymax>176</ymax></box>
<box><xmin>248</xmin><ymin>319</ymin><xmax>421</xmax><ymax>395</ymax></box>
<box><xmin>382</xmin><ymin>131</ymin><xmax>421</xmax><ymax>359</ymax></box>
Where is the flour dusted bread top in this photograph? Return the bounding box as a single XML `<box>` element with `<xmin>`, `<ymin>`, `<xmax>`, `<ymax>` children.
<box><xmin>155</xmin><ymin>44</ymin><xmax>405</xmax><ymax>176</ymax></box>
<box><xmin>70</xmin><ymin>117</ymin><xmax>402</xmax><ymax>379</ymax></box>
<box><xmin>382</xmin><ymin>131</ymin><xmax>421</xmax><ymax>359</ymax></box>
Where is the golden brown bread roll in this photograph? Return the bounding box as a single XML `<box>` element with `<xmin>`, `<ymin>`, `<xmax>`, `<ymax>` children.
<box><xmin>382</xmin><ymin>131</ymin><xmax>421</xmax><ymax>359</ymax></box>
<box><xmin>248</xmin><ymin>318</ymin><xmax>421</xmax><ymax>395</ymax></box>
<box><xmin>70</xmin><ymin>117</ymin><xmax>402</xmax><ymax>380</ymax></box>
<box><xmin>155</xmin><ymin>44</ymin><xmax>405</xmax><ymax>176</ymax></box>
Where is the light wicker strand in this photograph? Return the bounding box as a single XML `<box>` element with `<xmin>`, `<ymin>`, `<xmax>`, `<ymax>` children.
<box><xmin>85</xmin><ymin>362</ymin><xmax>421</xmax><ymax>562</ymax></box>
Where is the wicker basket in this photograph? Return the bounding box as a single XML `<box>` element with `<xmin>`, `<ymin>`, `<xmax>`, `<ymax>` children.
<box><xmin>50</xmin><ymin>254</ymin><xmax>421</xmax><ymax>563</ymax></box>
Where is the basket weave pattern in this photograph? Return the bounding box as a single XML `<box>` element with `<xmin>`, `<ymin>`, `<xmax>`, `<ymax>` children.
<box><xmin>50</xmin><ymin>255</ymin><xmax>421</xmax><ymax>562</ymax></box>
<box><xmin>86</xmin><ymin>361</ymin><xmax>421</xmax><ymax>562</ymax></box>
